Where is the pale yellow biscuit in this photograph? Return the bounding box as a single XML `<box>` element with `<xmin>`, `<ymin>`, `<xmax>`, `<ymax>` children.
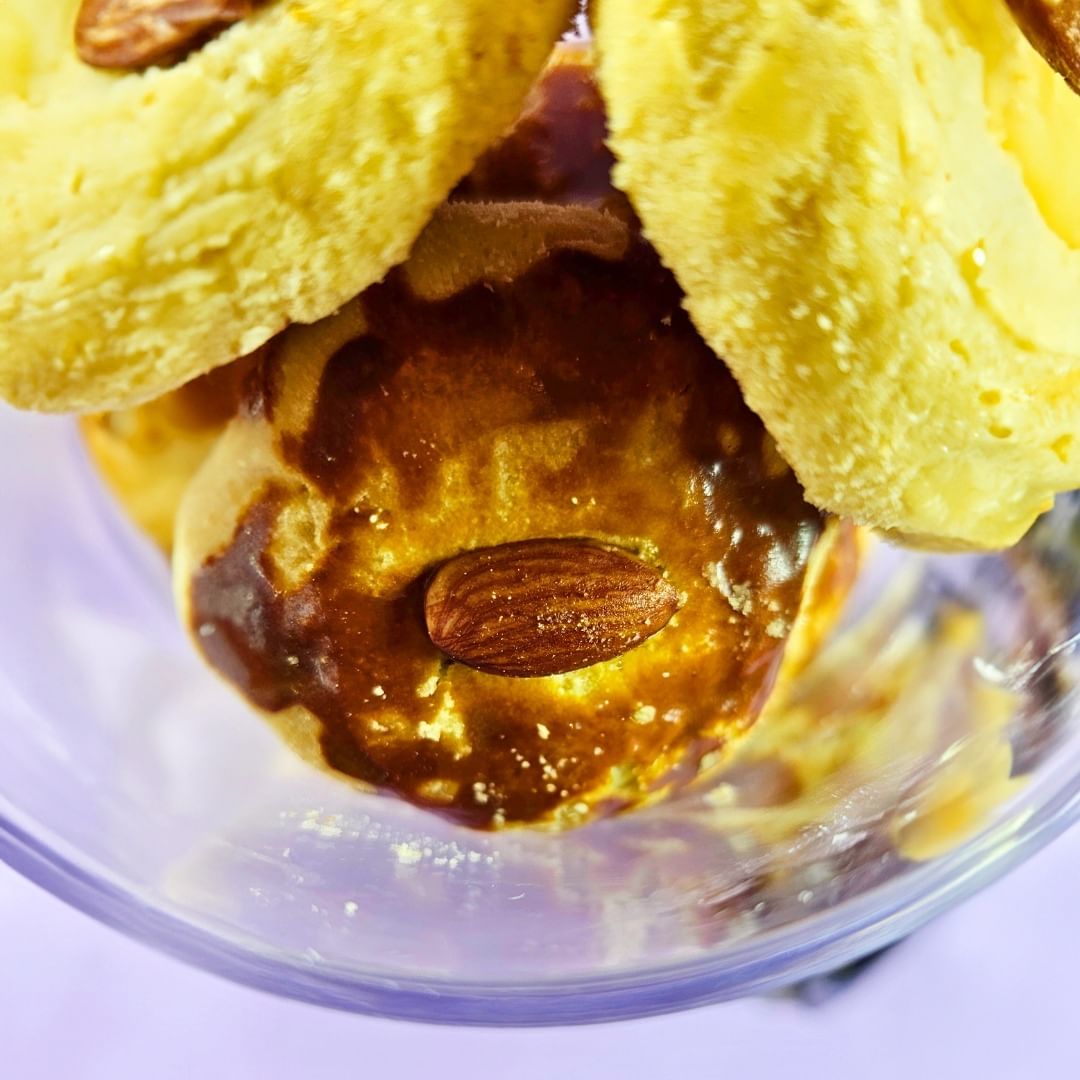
<box><xmin>596</xmin><ymin>0</ymin><xmax>1080</xmax><ymax>550</ymax></box>
<box><xmin>0</xmin><ymin>0</ymin><xmax>573</xmax><ymax>412</ymax></box>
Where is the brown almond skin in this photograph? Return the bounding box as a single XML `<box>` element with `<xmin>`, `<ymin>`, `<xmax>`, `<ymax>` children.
<box><xmin>1006</xmin><ymin>0</ymin><xmax>1080</xmax><ymax>93</ymax></box>
<box><xmin>76</xmin><ymin>0</ymin><xmax>254</xmax><ymax>71</ymax></box>
<box><xmin>424</xmin><ymin>538</ymin><xmax>681</xmax><ymax>678</ymax></box>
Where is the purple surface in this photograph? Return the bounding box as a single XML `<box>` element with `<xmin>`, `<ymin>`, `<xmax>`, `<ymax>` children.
<box><xmin>3</xmin><ymin>822</ymin><xmax>1078</xmax><ymax>1078</ymax></box>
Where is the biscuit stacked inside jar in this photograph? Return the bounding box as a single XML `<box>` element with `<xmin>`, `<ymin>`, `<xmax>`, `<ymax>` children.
<box><xmin>7</xmin><ymin>2</ymin><xmax>1077</xmax><ymax>828</ymax></box>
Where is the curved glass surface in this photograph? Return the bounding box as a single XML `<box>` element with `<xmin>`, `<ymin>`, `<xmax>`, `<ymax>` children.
<box><xmin>1</xmin><ymin>406</ymin><xmax>1077</xmax><ymax>1025</ymax></box>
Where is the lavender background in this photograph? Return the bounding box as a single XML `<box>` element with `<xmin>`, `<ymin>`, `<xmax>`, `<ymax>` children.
<box><xmin>3</xmin><ymin>820</ymin><xmax>1077</xmax><ymax>1078</ymax></box>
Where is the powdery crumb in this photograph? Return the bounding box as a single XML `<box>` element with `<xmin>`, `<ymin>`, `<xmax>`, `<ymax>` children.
<box><xmin>391</xmin><ymin>842</ymin><xmax>423</xmax><ymax>866</ymax></box>
<box><xmin>704</xmin><ymin>560</ymin><xmax>754</xmax><ymax>615</ymax></box>
<box><xmin>416</xmin><ymin>674</ymin><xmax>440</xmax><ymax>699</ymax></box>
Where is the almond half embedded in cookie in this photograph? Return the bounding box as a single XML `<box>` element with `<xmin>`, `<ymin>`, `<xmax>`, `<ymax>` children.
<box><xmin>425</xmin><ymin>539</ymin><xmax>681</xmax><ymax>678</ymax></box>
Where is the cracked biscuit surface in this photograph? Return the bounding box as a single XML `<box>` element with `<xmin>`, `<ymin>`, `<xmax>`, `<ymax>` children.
<box><xmin>0</xmin><ymin>0</ymin><xmax>573</xmax><ymax>411</ymax></box>
<box><xmin>597</xmin><ymin>0</ymin><xmax>1080</xmax><ymax>550</ymax></box>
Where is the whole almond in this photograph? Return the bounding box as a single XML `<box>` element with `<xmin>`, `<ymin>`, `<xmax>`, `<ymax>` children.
<box><xmin>76</xmin><ymin>0</ymin><xmax>255</xmax><ymax>71</ymax></box>
<box><xmin>1006</xmin><ymin>0</ymin><xmax>1080</xmax><ymax>93</ymax></box>
<box><xmin>424</xmin><ymin>538</ymin><xmax>681</xmax><ymax>678</ymax></box>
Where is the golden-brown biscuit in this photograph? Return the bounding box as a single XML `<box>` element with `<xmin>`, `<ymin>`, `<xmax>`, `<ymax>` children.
<box><xmin>80</xmin><ymin>354</ymin><xmax>258</xmax><ymax>551</ymax></box>
<box><xmin>173</xmin><ymin>199</ymin><xmax>856</xmax><ymax>829</ymax></box>
<box><xmin>0</xmin><ymin>0</ymin><xmax>573</xmax><ymax>412</ymax></box>
<box><xmin>596</xmin><ymin>0</ymin><xmax>1080</xmax><ymax>550</ymax></box>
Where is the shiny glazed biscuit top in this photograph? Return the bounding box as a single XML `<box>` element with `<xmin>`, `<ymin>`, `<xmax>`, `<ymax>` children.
<box><xmin>175</xmin><ymin>57</ymin><xmax>849</xmax><ymax>829</ymax></box>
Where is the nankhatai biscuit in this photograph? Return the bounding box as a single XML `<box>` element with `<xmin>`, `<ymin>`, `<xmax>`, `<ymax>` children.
<box><xmin>596</xmin><ymin>0</ymin><xmax>1080</xmax><ymax>549</ymax></box>
<box><xmin>0</xmin><ymin>0</ymin><xmax>573</xmax><ymax>411</ymax></box>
